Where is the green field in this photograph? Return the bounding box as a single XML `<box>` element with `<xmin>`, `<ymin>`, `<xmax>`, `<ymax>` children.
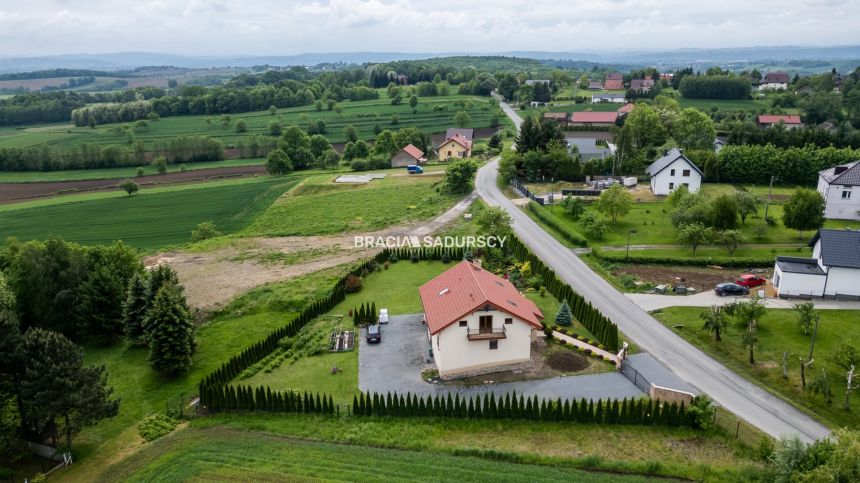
<box><xmin>105</xmin><ymin>426</ymin><xmax>665</xmax><ymax>482</ymax></box>
<box><xmin>245</xmin><ymin>172</ymin><xmax>459</xmax><ymax>236</ymax></box>
<box><xmin>654</xmin><ymin>307</ymin><xmax>860</xmax><ymax>428</ymax></box>
<box><xmin>0</xmin><ymin>175</ymin><xmax>298</xmax><ymax>250</ymax></box>
<box><xmin>0</xmin><ymin>93</ymin><xmax>498</xmax><ymax>150</ymax></box>
<box><xmin>0</xmin><ymin>157</ymin><xmax>268</xmax><ymax>183</ymax></box>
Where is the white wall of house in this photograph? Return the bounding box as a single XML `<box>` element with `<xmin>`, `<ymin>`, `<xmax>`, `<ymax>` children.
<box><xmin>650</xmin><ymin>159</ymin><xmax>702</xmax><ymax>195</ymax></box>
<box><xmin>773</xmin><ymin>264</ymin><xmax>826</xmax><ymax>298</ymax></box>
<box><xmin>817</xmin><ymin>177</ymin><xmax>860</xmax><ymax>220</ymax></box>
<box><xmin>430</xmin><ymin>308</ymin><xmax>535</xmax><ymax>378</ymax></box>
<box><xmin>823</xmin><ymin>267</ymin><xmax>860</xmax><ymax>298</ymax></box>
<box><xmin>759</xmin><ymin>82</ymin><xmax>788</xmax><ymax>90</ymax></box>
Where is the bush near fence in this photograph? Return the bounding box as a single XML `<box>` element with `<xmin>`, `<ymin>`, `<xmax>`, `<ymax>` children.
<box><xmin>526</xmin><ymin>202</ymin><xmax>588</xmax><ymax>247</ymax></box>
<box><xmin>591</xmin><ymin>247</ymin><xmax>773</xmax><ymax>268</ymax></box>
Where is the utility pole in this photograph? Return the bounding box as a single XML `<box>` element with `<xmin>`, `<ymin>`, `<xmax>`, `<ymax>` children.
<box><xmin>763</xmin><ymin>175</ymin><xmax>776</xmax><ymax>220</ymax></box>
<box><xmin>626</xmin><ymin>230</ymin><xmax>637</xmax><ymax>260</ymax></box>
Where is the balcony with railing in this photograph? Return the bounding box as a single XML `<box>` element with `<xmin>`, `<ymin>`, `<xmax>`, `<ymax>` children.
<box><xmin>466</xmin><ymin>326</ymin><xmax>506</xmax><ymax>340</ymax></box>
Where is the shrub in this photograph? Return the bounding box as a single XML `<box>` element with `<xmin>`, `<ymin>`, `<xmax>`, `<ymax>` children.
<box><xmin>191</xmin><ymin>221</ymin><xmax>221</xmax><ymax>242</ymax></box>
<box><xmin>138</xmin><ymin>413</ymin><xmax>179</xmax><ymax>441</ymax></box>
<box><xmin>344</xmin><ymin>274</ymin><xmax>363</xmax><ymax>293</ymax></box>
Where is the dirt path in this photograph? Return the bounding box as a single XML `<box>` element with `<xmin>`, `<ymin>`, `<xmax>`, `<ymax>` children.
<box><xmin>145</xmin><ymin>191</ymin><xmax>478</xmax><ymax>311</ymax></box>
<box><xmin>0</xmin><ymin>165</ymin><xmax>266</xmax><ymax>203</ymax></box>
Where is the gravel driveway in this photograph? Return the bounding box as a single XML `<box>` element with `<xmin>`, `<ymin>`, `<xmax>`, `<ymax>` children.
<box><xmin>358</xmin><ymin>314</ymin><xmax>644</xmax><ymax>401</ymax></box>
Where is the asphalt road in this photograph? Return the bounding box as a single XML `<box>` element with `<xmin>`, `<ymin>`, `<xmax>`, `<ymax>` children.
<box><xmin>478</xmin><ymin>99</ymin><xmax>830</xmax><ymax>442</ymax></box>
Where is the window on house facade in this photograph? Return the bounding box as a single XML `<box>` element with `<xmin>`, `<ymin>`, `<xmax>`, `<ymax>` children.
<box><xmin>489</xmin><ymin>340</ymin><xmax>498</xmax><ymax>350</ymax></box>
<box><xmin>447</xmin><ymin>150</ymin><xmax>452</xmax><ymax>156</ymax></box>
<box><xmin>682</xmin><ymin>183</ymin><xmax>689</xmax><ymax>188</ymax></box>
<box><xmin>669</xmin><ymin>182</ymin><xmax>675</xmax><ymax>190</ymax></box>
<box><xmin>504</xmin><ymin>318</ymin><xmax>513</xmax><ymax>325</ymax></box>
<box><xmin>670</xmin><ymin>169</ymin><xmax>675</xmax><ymax>176</ymax></box>
<box><xmin>459</xmin><ymin>320</ymin><xmax>467</xmax><ymax>327</ymax></box>
<box><xmin>843</xmin><ymin>190</ymin><xmax>852</xmax><ymax>199</ymax></box>
<box><xmin>479</xmin><ymin>315</ymin><xmax>493</xmax><ymax>333</ymax></box>
<box><xmin>682</xmin><ymin>169</ymin><xmax>691</xmax><ymax>177</ymax></box>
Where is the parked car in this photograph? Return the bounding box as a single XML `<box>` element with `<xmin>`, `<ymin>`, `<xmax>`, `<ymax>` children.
<box><xmin>714</xmin><ymin>282</ymin><xmax>749</xmax><ymax>297</ymax></box>
<box><xmin>366</xmin><ymin>324</ymin><xmax>381</xmax><ymax>343</ymax></box>
<box><xmin>378</xmin><ymin>308</ymin><xmax>389</xmax><ymax>324</ymax></box>
<box><xmin>736</xmin><ymin>274</ymin><xmax>767</xmax><ymax>288</ymax></box>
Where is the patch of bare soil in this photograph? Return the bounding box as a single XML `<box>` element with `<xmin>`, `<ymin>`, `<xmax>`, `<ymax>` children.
<box><xmin>614</xmin><ymin>264</ymin><xmax>773</xmax><ymax>292</ymax></box>
<box><xmin>547</xmin><ymin>351</ymin><xmax>590</xmax><ymax>372</ymax></box>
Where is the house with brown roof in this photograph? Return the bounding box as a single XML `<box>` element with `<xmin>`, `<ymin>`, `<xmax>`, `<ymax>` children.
<box><xmin>419</xmin><ymin>261</ymin><xmax>544</xmax><ymax>379</ymax></box>
<box><xmin>758</xmin><ymin>72</ymin><xmax>790</xmax><ymax>90</ymax></box>
<box><xmin>603</xmin><ymin>73</ymin><xmax>624</xmax><ymax>90</ymax></box>
<box><xmin>629</xmin><ymin>78</ymin><xmax>655</xmax><ymax>92</ymax></box>
<box><xmin>587</xmin><ymin>80</ymin><xmax>603</xmax><ymax>90</ymax></box>
<box><xmin>569</xmin><ymin>111</ymin><xmax>619</xmax><ymax>127</ymax></box>
<box><xmin>438</xmin><ymin>134</ymin><xmax>472</xmax><ymax>161</ymax></box>
<box><xmin>390</xmin><ymin>144</ymin><xmax>426</xmax><ymax>168</ymax></box>
<box><xmin>445</xmin><ymin>128</ymin><xmax>474</xmax><ymax>141</ymax></box>
<box><xmin>758</xmin><ymin>115</ymin><xmax>802</xmax><ymax>129</ymax></box>
<box><xmin>542</xmin><ymin>112</ymin><xmax>569</xmax><ymax>124</ymax></box>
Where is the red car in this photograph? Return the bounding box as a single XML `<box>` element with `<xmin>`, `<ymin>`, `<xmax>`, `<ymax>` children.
<box><xmin>736</xmin><ymin>274</ymin><xmax>767</xmax><ymax>288</ymax></box>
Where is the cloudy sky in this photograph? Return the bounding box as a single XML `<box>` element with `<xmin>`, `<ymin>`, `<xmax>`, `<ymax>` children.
<box><xmin>0</xmin><ymin>0</ymin><xmax>858</xmax><ymax>56</ymax></box>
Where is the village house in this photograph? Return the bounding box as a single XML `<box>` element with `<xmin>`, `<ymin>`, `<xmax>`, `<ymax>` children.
<box><xmin>587</xmin><ymin>80</ymin><xmax>603</xmax><ymax>90</ymax></box>
<box><xmin>644</xmin><ymin>148</ymin><xmax>703</xmax><ymax>195</ymax></box>
<box><xmin>390</xmin><ymin>144</ymin><xmax>426</xmax><ymax>168</ymax></box>
<box><xmin>773</xmin><ymin>229</ymin><xmax>860</xmax><ymax>299</ymax></box>
<box><xmin>817</xmin><ymin>161</ymin><xmax>860</xmax><ymax>220</ymax></box>
<box><xmin>603</xmin><ymin>72</ymin><xmax>624</xmax><ymax>90</ymax></box>
<box><xmin>524</xmin><ymin>79</ymin><xmax>550</xmax><ymax>86</ymax></box>
<box><xmin>568</xmin><ymin>111</ymin><xmax>618</xmax><ymax>127</ymax></box>
<box><xmin>445</xmin><ymin>128</ymin><xmax>474</xmax><ymax>141</ymax></box>
<box><xmin>437</xmin><ymin>134</ymin><xmax>472</xmax><ymax>161</ymax></box>
<box><xmin>758</xmin><ymin>115</ymin><xmax>803</xmax><ymax>129</ymax></box>
<box><xmin>591</xmin><ymin>93</ymin><xmax>626</xmax><ymax>103</ymax></box>
<box><xmin>617</xmin><ymin>103</ymin><xmax>636</xmax><ymax>116</ymax></box>
<box><xmin>567</xmin><ymin>137</ymin><xmax>612</xmax><ymax>161</ymax></box>
<box><xmin>758</xmin><ymin>72</ymin><xmax>790</xmax><ymax>90</ymax></box>
<box><xmin>542</xmin><ymin>112</ymin><xmax>569</xmax><ymax>125</ymax></box>
<box><xmin>629</xmin><ymin>78</ymin><xmax>655</xmax><ymax>92</ymax></box>
<box><xmin>713</xmin><ymin>138</ymin><xmax>726</xmax><ymax>153</ymax></box>
<box><xmin>419</xmin><ymin>261</ymin><xmax>544</xmax><ymax>379</ymax></box>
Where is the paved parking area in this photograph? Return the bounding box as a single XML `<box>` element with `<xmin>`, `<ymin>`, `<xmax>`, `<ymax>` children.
<box><xmin>358</xmin><ymin>314</ymin><xmax>644</xmax><ymax>400</ymax></box>
<box><xmin>624</xmin><ymin>353</ymin><xmax>698</xmax><ymax>394</ymax></box>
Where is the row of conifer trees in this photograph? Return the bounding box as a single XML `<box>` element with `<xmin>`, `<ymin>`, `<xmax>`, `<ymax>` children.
<box><xmin>201</xmin><ymin>385</ymin><xmax>336</xmax><ymax>414</ymax></box>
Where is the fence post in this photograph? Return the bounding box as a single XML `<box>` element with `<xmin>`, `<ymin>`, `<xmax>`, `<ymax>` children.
<box><xmin>713</xmin><ymin>406</ymin><xmax>717</xmax><ymax>426</ymax></box>
<box><xmin>736</xmin><ymin>421</ymin><xmax>740</xmax><ymax>439</ymax></box>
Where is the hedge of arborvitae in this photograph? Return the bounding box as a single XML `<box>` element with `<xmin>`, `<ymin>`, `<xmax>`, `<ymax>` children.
<box><xmin>508</xmin><ymin>236</ymin><xmax>620</xmax><ymax>352</ymax></box>
<box><xmin>201</xmin><ymin>385</ymin><xmax>336</xmax><ymax>415</ymax></box>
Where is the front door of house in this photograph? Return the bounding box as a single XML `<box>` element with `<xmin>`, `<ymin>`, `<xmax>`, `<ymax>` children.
<box><xmin>479</xmin><ymin>315</ymin><xmax>493</xmax><ymax>333</ymax></box>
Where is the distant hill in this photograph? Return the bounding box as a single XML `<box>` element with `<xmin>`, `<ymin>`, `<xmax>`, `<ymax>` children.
<box><xmin>0</xmin><ymin>46</ymin><xmax>858</xmax><ymax>74</ymax></box>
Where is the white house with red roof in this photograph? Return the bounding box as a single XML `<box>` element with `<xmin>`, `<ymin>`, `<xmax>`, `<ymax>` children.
<box><xmin>758</xmin><ymin>115</ymin><xmax>802</xmax><ymax>129</ymax></box>
<box><xmin>419</xmin><ymin>261</ymin><xmax>544</xmax><ymax>379</ymax></box>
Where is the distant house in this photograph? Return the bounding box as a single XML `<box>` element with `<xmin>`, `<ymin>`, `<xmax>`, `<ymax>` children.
<box><xmin>542</xmin><ymin>112</ymin><xmax>569</xmax><ymax>124</ymax></box>
<box><xmin>445</xmin><ymin>128</ymin><xmax>474</xmax><ymax>141</ymax></box>
<box><xmin>713</xmin><ymin>138</ymin><xmax>726</xmax><ymax>153</ymax></box>
<box><xmin>567</xmin><ymin>137</ymin><xmax>612</xmax><ymax>161</ymax></box>
<box><xmin>773</xmin><ymin>229</ymin><xmax>860</xmax><ymax>299</ymax></box>
<box><xmin>758</xmin><ymin>115</ymin><xmax>802</xmax><ymax>129</ymax></box>
<box><xmin>420</xmin><ymin>260</ymin><xmax>544</xmax><ymax>379</ymax></box>
<box><xmin>391</xmin><ymin>144</ymin><xmax>426</xmax><ymax>168</ymax></box>
<box><xmin>759</xmin><ymin>72</ymin><xmax>790</xmax><ymax>90</ymax></box>
<box><xmin>569</xmin><ymin>111</ymin><xmax>618</xmax><ymax>127</ymax></box>
<box><xmin>644</xmin><ymin>148</ymin><xmax>703</xmax><ymax>195</ymax></box>
<box><xmin>438</xmin><ymin>134</ymin><xmax>472</xmax><ymax>161</ymax></box>
<box><xmin>524</xmin><ymin>79</ymin><xmax>550</xmax><ymax>86</ymax></box>
<box><xmin>818</xmin><ymin>121</ymin><xmax>838</xmax><ymax>133</ymax></box>
<box><xmin>587</xmin><ymin>80</ymin><xmax>603</xmax><ymax>90</ymax></box>
<box><xmin>817</xmin><ymin>161</ymin><xmax>860</xmax><ymax>220</ymax></box>
<box><xmin>617</xmin><ymin>103</ymin><xmax>636</xmax><ymax>116</ymax></box>
<box><xmin>603</xmin><ymin>73</ymin><xmax>624</xmax><ymax>90</ymax></box>
<box><xmin>629</xmin><ymin>78</ymin><xmax>655</xmax><ymax>92</ymax></box>
<box><xmin>659</xmin><ymin>73</ymin><xmax>673</xmax><ymax>81</ymax></box>
<box><xmin>591</xmin><ymin>93</ymin><xmax>626</xmax><ymax>103</ymax></box>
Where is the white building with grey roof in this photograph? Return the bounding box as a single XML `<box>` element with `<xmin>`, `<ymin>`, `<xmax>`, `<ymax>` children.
<box><xmin>644</xmin><ymin>148</ymin><xmax>703</xmax><ymax>195</ymax></box>
<box><xmin>773</xmin><ymin>229</ymin><xmax>860</xmax><ymax>299</ymax></box>
<box><xmin>817</xmin><ymin>161</ymin><xmax>860</xmax><ymax>220</ymax></box>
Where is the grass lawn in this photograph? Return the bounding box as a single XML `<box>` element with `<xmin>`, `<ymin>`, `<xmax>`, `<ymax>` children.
<box><xmin>57</xmin><ymin>266</ymin><xmax>350</xmax><ymax>482</ymax></box>
<box><xmin>0</xmin><ymin>94</ymin><xmax>497</xmax><ymax>151</ymax></box>
<box><xmin>0</xmin><ymin>175</ymin><xmax>299</xmax><ymax>250</ymax></box>
<box><xmin>180</xmin><ymin>415</ymin><xmax>762</xmax><ymax>482</ymax></box>
<box><xmin>0</xmin><ymin>157</ymin><xmax>268</xmax><ymax>183</ymax></box>
<box><xmin>616</xmin><ymin>245</ymin><xmax>812</xmax><ymax>259</ymax></box>
<box><xmin>104</xmin><ymin>425</ymin><xmax>668</xmax><ymax>483</ymax></box>
<box><xmin>653</xmin><ymin>307</ymin><xmax>860</xmax><ymax>428</ymax></box>
<box><xmin>244</xmin><ymin>171</ymin><xmax>460</xmax><ymax>236</ymax></box>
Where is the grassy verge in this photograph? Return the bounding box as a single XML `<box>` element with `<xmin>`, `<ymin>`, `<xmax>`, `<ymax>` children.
<box><xmin>652</xmin><ymin>306</ymin><xmax>860</xmax><ymax>428</ymax></box>
<box><xmin>104</xmin><ymin>424</ymin><xmax>675</xmax><ymax>482</ymax></box>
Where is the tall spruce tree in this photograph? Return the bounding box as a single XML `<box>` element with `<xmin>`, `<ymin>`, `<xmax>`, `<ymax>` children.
<box><xmin>123</xmin><ymin>272</ymin><xmax>149</xmax><ymax>344</ymax></box>
<box><xmin>146</xmin><ymin>282</ymin><xmax>196</xmax><ymax>375</ymax></box>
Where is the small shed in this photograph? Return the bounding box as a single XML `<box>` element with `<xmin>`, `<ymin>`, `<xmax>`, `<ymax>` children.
<box><xmin>391</xmin><ymin>144</ymin><xmax>426</xmax><ymax>168</ymax></box>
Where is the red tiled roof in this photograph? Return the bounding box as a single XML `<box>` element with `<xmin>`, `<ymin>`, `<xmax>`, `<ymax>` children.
<box><xmin>570</xmin><ymin>111</ymin><xmax>618</xmax><ymax>123</ymax></box>
<box><xmin>419</xmin><ymin>261</ymin><xmax>544</xmax><ymax>335</ymax></box>
<box><xmin>617</xmin><ymin>103</ymin><xmax>635</xmax><ymax>114</ymax></box>
<box><xmin>444</xmin><ymin>134</ymin><xmax>472</xmax><ymax>150</ymax></box>
<box><xmin>606</xmin><ymin>72</ymin><xmax>623</xmax><ymax>81</ymax></box>
<box><xmin>763</xmin><ymin>72</ymin><xmax>790</xmax><ymax>84</ymax></box>
<box><xmin>400</xmin><ymin>144</ymin><xmax>424</xmax><ymax>160</ymax></box>
<box><xmin>759</xmin><ymin>115</ymin><xmax>801</xmax><ymax>125</ymax></box>
<box><xmin>603</xmin><ymin>79</ymin><xmax>624</xmax><ymax>90</ymax></box>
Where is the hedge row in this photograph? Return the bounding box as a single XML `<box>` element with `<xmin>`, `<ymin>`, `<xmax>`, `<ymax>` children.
<box><xmin>509</xmin><ymin>237</ymin><xmax>619</xmax><ymax>352</ymax></box>
<box><xmin>527</xmin><ymin>202</ymin><xmax>588</xmax><ymax>247</ymax></box>
<box><xmin>202</xmin><ymin>385</ymin><xmax>335</xmax><ymax>414</ymax></box>
<box><xmin>591</xmin><ymin>247</ymin><xmax>773</xmax><ymax>268</ymax></box>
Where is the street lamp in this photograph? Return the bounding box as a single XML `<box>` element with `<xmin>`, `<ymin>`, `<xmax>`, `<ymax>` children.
<box><xmin>626</xmin><ymin>229</ymin><xmax>637</xmax><ymax>260</ymax></box>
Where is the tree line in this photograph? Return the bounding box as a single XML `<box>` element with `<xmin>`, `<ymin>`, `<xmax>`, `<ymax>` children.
<box><xmin>679</xmin><ymin>75</ymin><xmax>752</xmax><ymax>100</ymax></box>
<box><xmin>708</xmin><ymin>144</ymin><xmax>860</xmax><ymax>185</ymax></box>
<box><xmin>724</xmin><ymin>122</ymin><xmax>860</xmax><ymax>150</ymax></box>
<box><xmin>0</xmin><ymin>88</ymin><xmax>166</xmax><ymax>126</ymax></box>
